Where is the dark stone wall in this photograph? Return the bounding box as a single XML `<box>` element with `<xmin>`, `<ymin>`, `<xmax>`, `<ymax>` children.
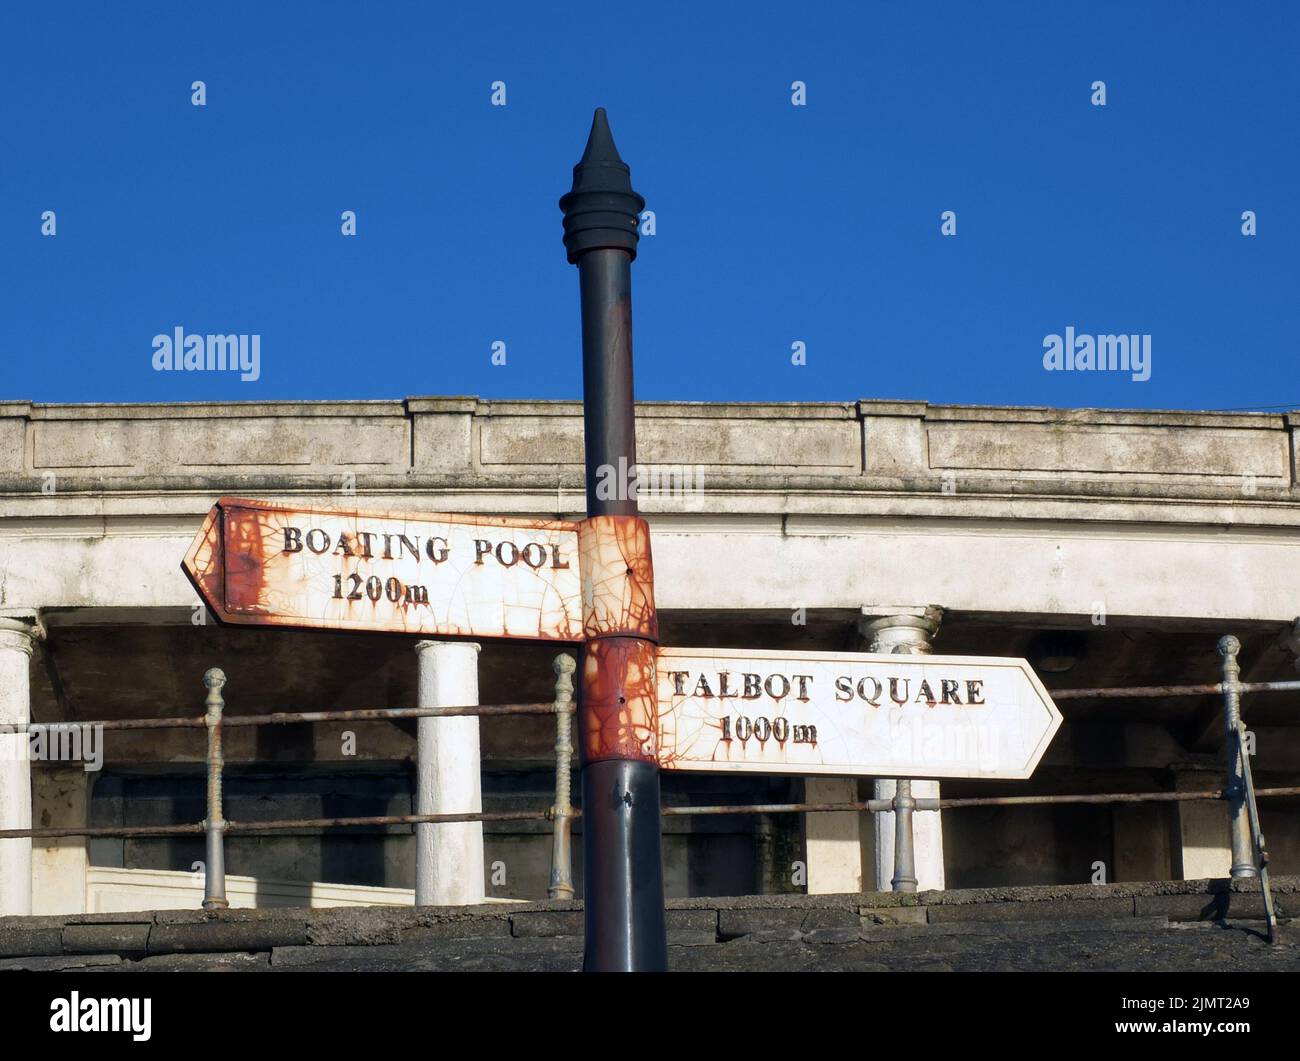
<box><xmin>3</xmin><ymin>877</ymin><xmax>1296</xmax><ymax>972</ymax></box>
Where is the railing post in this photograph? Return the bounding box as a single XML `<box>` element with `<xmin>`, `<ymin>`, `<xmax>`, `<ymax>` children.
<box><xmin>890</xmin><ymin>779</ymin><xmax>918</xmax><ymax>892</ymax></box>
<box><xmin>548</xmin><ymin>653</ymin><xmax>577</xmax><ymax>900</ymax></box>
<box><xmin>1232</xmin><ymin>717</ymin><xmax>1279</xmax><ymax>942</ymax></box>
<box><xmin>201</xmin><ymin>667</ymin><xmax>229</xmax><ymax>910</ymax></box>
<box><xmin>1217</xmin><ymin>636</ymin><xmax>1258</xmax><ymax>879</ymax></box>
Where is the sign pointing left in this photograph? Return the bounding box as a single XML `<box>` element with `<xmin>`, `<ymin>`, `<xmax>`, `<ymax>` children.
<box><xmin>182</xmin><ymin>497</ymin><xmax>584</xmax><ymax>641</ymax></box>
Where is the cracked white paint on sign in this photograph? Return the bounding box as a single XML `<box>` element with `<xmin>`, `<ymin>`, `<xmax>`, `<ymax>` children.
<box><xmin>656</xmin><ymin>647</ymin><xmax>1061</xmax><ymax>779</ymax></box>
<box><xmin>184</xmin><ymin>498</ymin><xmax>584</xmax><ymax>642</ymax></box>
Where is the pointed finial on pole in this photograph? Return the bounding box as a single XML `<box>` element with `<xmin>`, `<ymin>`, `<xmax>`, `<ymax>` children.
<box><xmin>559</xmin><ymin>108</ymin><xmax>646</xmax><ymax>264</ymax></box>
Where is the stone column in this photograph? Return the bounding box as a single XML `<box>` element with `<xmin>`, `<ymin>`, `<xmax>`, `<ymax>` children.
<box><xmin>31</xmin><ymin>768</ymin><xmax>91</xmax><ymax>915</ymax></box>
<box><xmin>1172</xmin><ymin>769</ymin><xmax>1230</xmax><ymax>880</ymax></box>
<box><xmin>803</xmin><ymin>777</ymin><xmax>864</xmax><ymax>894</ymax></box>
<box><xmin>0</xmin><ymin>617</ymin><xmax>39</xmax><ymax>915</ymax></box>
<box><xmin>414</xmin><ymin>641</ymin><xmax>485</xmax><ymax>906</ymax></box>
<box><xmin>862</xmin><ymin>606</ymin><xmax>945</xmax><ymax>892</ymax></box>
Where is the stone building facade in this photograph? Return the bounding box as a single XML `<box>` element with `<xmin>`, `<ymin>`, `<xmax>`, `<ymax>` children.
<box><xmin>1</xmin><ymin>396</ymin><xmax>1298</xmax><ymax>915</ymax></box>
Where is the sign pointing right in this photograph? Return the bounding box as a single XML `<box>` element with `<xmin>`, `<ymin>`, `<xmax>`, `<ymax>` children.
<box><xmin>656</xmin><ymin>647</ymin><xmax>1062</xmax><ymax>780</ymax></box>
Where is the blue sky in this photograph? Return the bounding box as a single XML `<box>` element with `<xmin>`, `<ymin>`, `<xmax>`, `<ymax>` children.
<box><xmin>1</xmin><ymin>2</ymin><xmax>1296</xmax><ymax>410</ymax></box>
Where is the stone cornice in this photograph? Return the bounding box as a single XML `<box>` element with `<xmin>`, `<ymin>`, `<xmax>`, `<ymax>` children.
<box><xmin>0</xmin><ymin>397</ymin><xmax>1294</xmax><ymax>522</ymax></box>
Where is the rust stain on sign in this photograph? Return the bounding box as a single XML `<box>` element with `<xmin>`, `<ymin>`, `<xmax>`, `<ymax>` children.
<box><xmin>575</xmin><ymin>515</ymin><xmax>660</xmax><ymax>764</ymax></box>
<box><xmin>182</xmin><ymin>497</ymin><xmax>584</xmax><ymax>642</ymax></box>
<box><xmin>581</xmin><ymin>637</ymin><xmax>658</xmax><ymax>765</ymax></box>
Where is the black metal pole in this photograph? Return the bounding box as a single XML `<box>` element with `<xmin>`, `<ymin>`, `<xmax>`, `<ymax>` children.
<box><xmin>560</xmin><ymin>108</ymin><xmax>668</xmax><ymax>971</ymax></box>
<box><xmin>577</xmin><ymin>249</ymin><xmax>638</xmax><ymax>516</ymax></box>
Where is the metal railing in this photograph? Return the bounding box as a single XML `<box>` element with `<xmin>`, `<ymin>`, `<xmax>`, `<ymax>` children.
<box><xmin>0</xmin><ymin>660</ymin><xmax>578</xmax><ymax>906</ymax></box>
<box><xmin>0</xmin><ymin>638</ymin><xmax>1290</xmax><ymax>938</ymax></box>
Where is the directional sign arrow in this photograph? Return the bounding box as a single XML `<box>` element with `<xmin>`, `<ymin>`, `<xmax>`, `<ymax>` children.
<box><xmin>655</xmin><ymin>647</ymin><xmax>1063</xmax><ymax>780</ymax></box>
<box><xmin>182</xmin><ymin>497</ymin><xmax>584</xmax><ymax>642</ymax></box>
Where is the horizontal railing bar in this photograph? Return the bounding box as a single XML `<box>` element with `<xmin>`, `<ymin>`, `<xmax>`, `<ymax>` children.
<box><xmin>7</xmin><ymin>787</ymin><xmax>1299</xmax><ymax>840</ymax></box>
<box><xmin>661</xmin><ymin>787</ymin><xmax>1300</xmax><ymax>815</ymax></box>
<box><xmin>2</xmin><ymin>823</ymin><xmax>208</xmax><ymax>839</ymax></box>
<box><xmin>0</xmin><ymin>809</ymin><xmax>554</xmax><ymax>840</ymax></box>
<box><xmin>937</xmin><ymin>786</ymin><xmax>1300</xmax><ymax>809</ymax></box>
<box><xmin>221</xmin><ymin>704</ymin><xmax>556</xmax><ymax>726</ymax></box>
<box><xmin>22</xmin><ymin>717</ymin><xmax>207</xmax><ymax>732</ymax></box>
<box><xmin>1050</xmin><ymin>679</ymin><xmax>1300</xmax><ymax>700</ymax></box>
<box><xmin>0</xmin><ymin>703</ymin><xmax>556</xmax><ymax>734</ymax></box>
<box><xmin>661</xmin><ymin>801</ymin><xmax>891</xmax><ymax>816</ymax></box>
<box><xmin>225</xmin><ymin>810</ymin><xmax>554</xmax><ymax>831</ymax></box>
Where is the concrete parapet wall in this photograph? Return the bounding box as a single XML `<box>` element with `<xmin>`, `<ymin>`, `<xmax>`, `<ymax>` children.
<box><xmin>0</xmin><ymin>397</ymin><xmax>1295</xmax><ymax>501</ymax></box>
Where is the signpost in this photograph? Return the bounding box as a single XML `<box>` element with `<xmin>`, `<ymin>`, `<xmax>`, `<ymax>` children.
<box><xmin>182</xmin><ymin>497</ymin><xmax>583</xmax><ymax>642</ymax></box>
<box><xmin>178</xmin><ymin>110</ymin><xmax>1066</xmax><ymax>972</ymax></box>
<box><xmin>561</xmin><ymin>108</ymin><xmax>668</xmax><ymax>972</ymax></box>
<box><xmin>656</xmin><ymin>648</ymin><xmax>1062</xmax><ymax>780</ymax></box>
